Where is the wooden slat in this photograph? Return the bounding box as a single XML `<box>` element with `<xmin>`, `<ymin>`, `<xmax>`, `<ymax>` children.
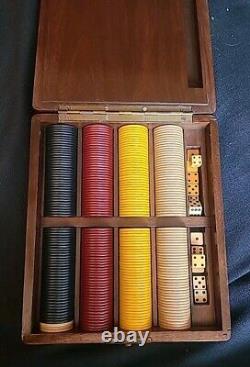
<box><xmin>41</xmin><ymin>216</ymin><xmax>212</xmax><ymax>228</ymax></box>
<box><xmin>23</xmin><ymin>328</ymin><xmax>230</xmax><ymax>345</ymax></box>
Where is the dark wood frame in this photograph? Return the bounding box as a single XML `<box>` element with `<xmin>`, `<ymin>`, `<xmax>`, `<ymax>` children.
<box><xmin>22</xmin><ymin>114</ymin><xmax>231</xmax><ymax>344</ymax></box>
<box><xmin>22</xmin><ymin>0</ymin><xmax>231</xmax><ymax>345</ymax></box>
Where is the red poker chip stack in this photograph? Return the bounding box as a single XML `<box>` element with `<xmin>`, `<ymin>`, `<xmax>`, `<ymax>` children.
<box><xmin>80</xmin><ymin>228</ymin><xmax>113</xmax><ymax>331</ymax></box>
<box><xmin>80</xmin><ymin>124</ymin><xmax>114</xmax><ymax>332</ymax></box>
<box><xmin>82</xmin><ymin>124</ymin><xmax>113</xmax><ymax>216</ymax></box>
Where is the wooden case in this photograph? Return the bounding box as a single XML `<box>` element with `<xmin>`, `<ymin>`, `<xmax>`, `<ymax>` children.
<box><xmin>22</xmin><ymin>0</ymin><xmax>231</xmax><ymax>344</ymax></box>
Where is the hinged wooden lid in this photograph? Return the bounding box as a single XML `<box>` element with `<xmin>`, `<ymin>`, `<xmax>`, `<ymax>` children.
<box><xmin>33</xmin><ymin>0</ymin><xmax>216</xmax><ymax>114</ymax></box>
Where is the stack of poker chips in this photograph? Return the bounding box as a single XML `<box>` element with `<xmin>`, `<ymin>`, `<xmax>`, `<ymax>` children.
<box><xmin>154</xmin><ymin>125</ymin><xmax>190</xmax><ymax>330</ymax></box>
<box><xmin>82</xmin><ymin>124</ymin><xmax>113</xmax><ymax>216</ymax></box>
<box><xmin>40</xmin><ymin>228</ymin><xmax>76</xmax><ymax>333</ymax></box>
<box><xmin>119</xmin><ymin>228</ymin><xmax>152</xmax><ymax>330</ymax></box>
<box><xmin>80</xmin><ymin>124</ymin><xmax>113</xmax><ymax>332</ymax></box>
<box><xmin>80</xmin><ymin>228</ymin><xmax>113</xmax><ymax>331</ymax></box>
<box><xmin>154</xmin><ymin>125</ymin><xmax>186</xmax><ymax>217</ymax></box>
<box><xmin>44</xmin><ymin>124</ymin><xmax>77</xmax><ymax>217</ymax></box>
<box><xmin>40</xmin><ymin>124</ymin><xmax>77</xmax><ymax>332</ymax></box>
<box><xmin>119</xmin><ymin>125</ymin><xmax>152</xmax><ymax>331</ymax></box>
<box><xmin>119</xmin><ymin>125</ymin><xmax>150</xmax><ymax>217</ymax></box>
<box><xmin>156</xmin><ymin>228</ymin><xmax>190</xmax><ymax>330</ymax></box>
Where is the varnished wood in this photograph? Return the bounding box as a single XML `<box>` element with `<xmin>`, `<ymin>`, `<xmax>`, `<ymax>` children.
<box><xmin>149</xmin><ymin>128</ymin><xmax>158</xmax><ymax>326</ymax></box>
<box><xmin>74</xmin><ymin>128</ymin><xmax>83</xmax><ymax>329</ymax></box>
<box><xmin>22</xmin><ymin>0</ymin><xmax>230</xmax><ymax>344</ymax></box>
<box><xmin>23</xmin><ymin>329</ymin><xmax>230</xmax><ymax>344</ymax></box>
<box><xmin>113</xmin><ymin>126</ymin><xmax>119</xmax><ymax>326</ymax></box>
<box><xmin>206</xmin><ymin>119</ymin><xmax>231</xmax><ymax>335</ymax></box>
<box><xmin>23</xmin><ymin>114</ymin><xmax>231</xmax><ymax>343</ymax></box>
<box><xmin>33</xmin><ymin>0</ymin><xmax>215</xmax><ymax>113</ymax></box>
<box><xmin>22</xmin><ymin>120</ymin><xmax>42</xmax><ymax>336</ymax></box>
<box><xmin>41</xmin><ymin>216</ymin><xmax>212</xmax><ymax>228</ymax></box>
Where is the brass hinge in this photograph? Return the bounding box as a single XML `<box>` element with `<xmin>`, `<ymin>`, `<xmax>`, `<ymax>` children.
<box><xmin>58</xmin><ymin>110</ymin><xmax>193</xmax><ymax>124</ymax></box>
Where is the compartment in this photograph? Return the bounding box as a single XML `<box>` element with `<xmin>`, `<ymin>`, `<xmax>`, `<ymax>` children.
<box><xmin>22</xmin><ymin>113</ymin><xmax>230</xmax><ymax>343</ymax></box>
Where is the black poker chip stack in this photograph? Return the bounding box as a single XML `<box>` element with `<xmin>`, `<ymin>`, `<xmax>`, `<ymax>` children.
<box><xmin>40</xmin><ymin>124</ymin><xmax>77</xmax><ymax>333</ymax></box>
<box><xmin>40</xmin><ymin>228</ymin><xmax>76</xmax><ymax>332</ymax></box>
<box><xmin>44</xmin><ymin>124</ymin><xmax>77</xmax><ymax>216</ymax></box>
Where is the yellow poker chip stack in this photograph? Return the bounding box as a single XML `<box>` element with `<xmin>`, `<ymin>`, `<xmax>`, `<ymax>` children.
<box><xmin>119</xmin><ymin>229</ymin><xmax>152</xmax><ymax>330</ymax></box>
<box><xmin>154</xmin><ymin>125</ymin><xmax>191</xmax><ymax>330</ymax></box>
<box><xmin>119</xmin><ymin>125</ymin><xmax>150</xmax><ymax>217</ymax></box>
<box><xmin>119</xmin><ymin>125</ymin><xmax>152</xmax><ymax>331</ymax></box>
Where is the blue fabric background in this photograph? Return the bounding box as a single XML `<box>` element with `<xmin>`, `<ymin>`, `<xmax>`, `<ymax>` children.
<box><xmin>0</xmin><ymin>0</ymin><xmax>250</xmax><ymax>366</ymax></box>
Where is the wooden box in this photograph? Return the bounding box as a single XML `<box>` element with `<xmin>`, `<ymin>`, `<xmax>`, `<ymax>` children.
<box><xmin>22</xmin><ymin>0</ymin><xmax>231</xmax><ymax>344</ymax></box>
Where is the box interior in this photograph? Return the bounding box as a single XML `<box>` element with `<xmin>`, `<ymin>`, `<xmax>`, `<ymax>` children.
<box><xmin>22</xmin><ymin>114</ymin><xmax>231</xmax><ymax>344</ymax></box>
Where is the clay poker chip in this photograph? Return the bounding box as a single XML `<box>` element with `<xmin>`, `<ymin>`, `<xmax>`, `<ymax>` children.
<box><xmin>40</xmin><ymin>227</ymin><xmax>76</xmax><ymax>332</ymax></box>
<box><xmin>41</xmin><ymin>125</ymin><xmax>77</xmax><ymax>334</ymax></box>
<box><xmin>44</xmin><ymin>124</ymin><xmax>78</xmax><ymax>217</ymax></box>
<box><xmin>80</xmin><ymin>125</ymin><xmax>114</xmax><ymax>331</ymax></box>
<box><xmin>82</xmin><ymin>124</ymin><xmax>113</xmax><ymax>217</ymax></box>
<box><xmin>153</xmin><ymin>126</ymin><xmax>190</xmax><ymax>330</ymax></box>
<box><xmin>41</xmin><ymin>122</ymin><xmax>190</xmax><ymax>333</ymax></box>
<box><xmin>118</xmin><ymin>126</ymin><xmax>152</xmax><ymax>330</ymax></box>
<box><xmin>119</xmin><ymin>228</ymin><xmax>152</xmax><ymax>331</ymax></box>
<box><xmin>80</xmin><ymin>228</ymin><xmax>113</xmax><ymax>332</ymax></box>
<box><xmin>119</xmin><ymin>125</ymin><xmax>150</xmax><ymax>217</ymax></box>
<box><xmin>156</xmin><ymin>227</ymin><xmax>191</xmax><ymax>330</ymax></box>
<box><xmin>153</xmin><ymin>125</ymin><xmax>187</xmax><ymax>217</ymax></box>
